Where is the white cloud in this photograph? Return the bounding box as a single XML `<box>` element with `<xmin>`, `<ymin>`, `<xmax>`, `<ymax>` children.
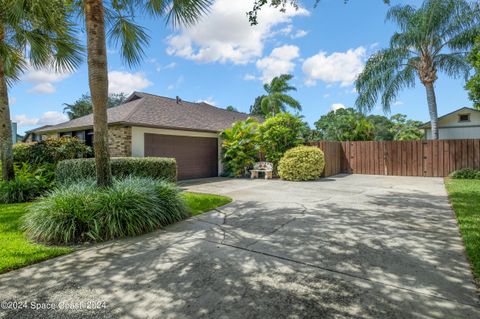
<box><xmin>28</xmin><ymin>83</ymin><xmax>56</xmax><ymax>94</ymax></box>
<box><xmin>256</xmin><ymin>45</ymin><xmax>300</xmax><ymax>83</ymax></box>
<box><xmin>393</xmin><ymin>101</ymin><xmax>404</xmax><ymax>106</ymax></box>
<box><xmin>243</xmin><ymin>74</ymin><xmax>257</xmax><ymax>81</ymax></box>
<box><xmin>164</xmin><ymin>62</ymin><xmax>177</xmax><ymax>70</ymax></box>
<box><xmin>292</xmin><ymin>29</ymin><xmax>308</xmax><ymax>39</ymax></box>
<box><xmin>197</xmin><ymin>97</ymin><xmax>216</xmax><ymax>106</ymax></box>
<box><xmin>108</xmin><ymin>71</ymin><xmax>152</xmax><ymax>94</ymax></box>
<box><xmin>166</xmin><ymin>0</ymin><xmax>308</xmax><ymax>65</ymax></box>
<box><xmin>303</xmin><ymin>47</ymin><xmax>366</xmax><ymax>87</ymax></box>
<box><xmin>9</xmin><ymin>97</ymin><xmax>16</xmax><ymax>105</ymax></box>
<box><xmin>14</xmin><ymin>111</ymin><xmax>68</xmax><ymax>128</ymax></box>
<box><xmin>330</xmin><ymin>103</ymin><xmax>346</xmax><ymax>112</ymax></box>
<box><xmin>148</xmin><ymin>59</ymin><xmax>177</xmax><ymax>72</ymax></box>
<box><xmin>23</xmin><ymin>65</ymin><xmax>72</xmax><ymax>94</ymax></box>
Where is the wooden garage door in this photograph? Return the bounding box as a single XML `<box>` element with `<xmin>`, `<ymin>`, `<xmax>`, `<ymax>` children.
<box><xmin>144</xmin><ymin>134</ymin><xmax>218</xmax><ymax>180</ymax></box>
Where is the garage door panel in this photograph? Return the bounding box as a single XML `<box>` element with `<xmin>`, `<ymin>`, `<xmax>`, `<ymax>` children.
<box><xmin>144</xmin><ymin>134</ymin><xmax>218</xmax><ymax>180</ymax></box>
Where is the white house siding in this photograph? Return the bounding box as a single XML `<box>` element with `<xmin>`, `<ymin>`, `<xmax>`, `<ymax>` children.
<box><xmin>424</xmin><ymin>108</ymin><xmax>480</xmax><ymax>140</ymax></box>
<box><xmin>425</xmin><ymin>126</ymin><xmax>480</xmax><ymax>140</ymax></box>
<box><xmin>131</xmin><ymin>126</ymin><xmax>223</xmax><ymax>175</ymax></box>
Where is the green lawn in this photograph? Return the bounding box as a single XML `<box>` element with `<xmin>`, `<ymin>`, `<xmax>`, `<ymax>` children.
<box><xmin>445</xmin><ymin>179</ymin><xmax>480</xmax><ymax>283</ymax></box>
<box><xmin>0</xmin><ymin>203</ymin><xmax>72</xmax><ymax>274</ymax></box>
<box><xmin>183</xmin><ymin>192</ymin><xmax>232</xmax><ymax>216</ymax></box>
<box><xmin>0</xmin><ymin>192</ymin><xmax>231</xmax><ymax>274</ymax></box>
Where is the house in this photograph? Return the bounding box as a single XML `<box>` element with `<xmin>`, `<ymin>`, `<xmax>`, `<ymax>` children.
<box><xmin>28</xmin><ymin>92</ymin><xmax>252</xmax><ymax>180</ymax></box>
<box><xmin>421</xmin><ymin>107</ymin><xmax>480</xmax><ymax>140</ymax></box>
<box><xmin>23</xmin><ymin>125</ymin><xmax>53</xmax><ymax>142</ymax></box>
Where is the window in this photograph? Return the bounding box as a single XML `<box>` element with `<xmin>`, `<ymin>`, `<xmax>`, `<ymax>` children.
<box><xmin>458</xmin><ymin>114</ymin><xmax>470</xmax><ymax>122</ymax></box>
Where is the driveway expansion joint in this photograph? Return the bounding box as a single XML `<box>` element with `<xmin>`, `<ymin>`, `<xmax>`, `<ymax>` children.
<box><xmin>202</xmin><ymin>238</ymin><xmax>480</xmax><ymax>309</ymax></box>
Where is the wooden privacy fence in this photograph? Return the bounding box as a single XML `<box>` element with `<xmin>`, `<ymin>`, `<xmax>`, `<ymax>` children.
<box><xmin>309</xmin><ymin>139</ymin><xmax>480</xmax><ymax>177</ymax></box>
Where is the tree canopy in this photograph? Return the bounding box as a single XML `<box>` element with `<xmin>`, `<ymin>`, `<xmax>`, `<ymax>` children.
<box><xmin>63</xmin><ymin>93</ymin><xmax>128</xmax><ymax>120</ymax></box>
<box><xmin>0</xmin><ymin>0</ymin><xmax>82</xmax><ymax>181</ymax></box>
<box><xmin>260</xmin><ymin>74</ymin><xmax>301</xmax><ymax>116</ymax></box>
<box><xmin>355</xmin><ymin>0</ymin><xmax>479</xmax><ymax>140</ymax></box>
<box><xmin>466</xmin><ymin>36</ymin><xmax>480</xmax><ymax>109</ymax></box>
<box><xmin>313</xmin><ymin>108</ymin><xmax>423</xmax><ymax>141</ymax></box>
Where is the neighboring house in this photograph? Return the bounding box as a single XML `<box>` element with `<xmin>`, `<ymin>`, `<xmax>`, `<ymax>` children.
<box><xmin>28</xmin><ymin>92</ymin><xmax>252</xmax><ymax>180</ymax></box>
<box><xmin>23</xmin><ymin>125</ymin><xmax>53</xmax><ymax>142</ymax></box>
<box><xmin>421</xmin><ymin>107</ymin><xmax>480</xmax><ymax>140</ymax></box>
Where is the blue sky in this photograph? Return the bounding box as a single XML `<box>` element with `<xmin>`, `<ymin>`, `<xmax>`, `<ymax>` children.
<box><xmin>10</xmin><ymin>0</ymin><xmax>473</xmax><ymax>134</ymax></box>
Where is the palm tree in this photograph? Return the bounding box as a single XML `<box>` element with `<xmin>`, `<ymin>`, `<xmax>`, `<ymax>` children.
<box><xmin>0</xmin><ymin>0</ymin><xmax>82</xmax><ymax>181</ymax></box>
<box><xmin>355</xmin><ymin>0</ymin><xmax>479</xmax><ymax>140</ymax></box>
<box><xmin>77</xmin><ymin>0</ymin><xmax>211</xmax><ymax>187</ymax></box>
<box><xmin>261</xmin><ymin>74</ymin><xmax>301</xmax><ymax>116</ymax></box>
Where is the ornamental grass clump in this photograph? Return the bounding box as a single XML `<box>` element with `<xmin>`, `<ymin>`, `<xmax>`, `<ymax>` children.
<box><xmin>278</xmin><ymin>146</ymin><xmax>325</xmax><ymax>181</ymax></box>
<box><xmin>22</xmin><ymin>177</ymin><xmax>187</xmax><ymax>244</ymax></box>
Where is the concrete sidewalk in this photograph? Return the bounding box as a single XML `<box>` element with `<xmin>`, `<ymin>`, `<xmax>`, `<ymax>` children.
<box><xmin>1</xmin><ymin>175</ymin><xmax>478</xmax><ymax>318</ymax></box>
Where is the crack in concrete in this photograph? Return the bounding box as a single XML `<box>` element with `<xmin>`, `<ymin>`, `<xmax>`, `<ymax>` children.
<box><xmin>203</xmin><ymin>238</ymin><xmax>480</xmax><ymax>310</ymax></box>
<box><xmin>245</xmin><ymin>203</ymin><xmax>308</xmax><ymax>249</ymax></box>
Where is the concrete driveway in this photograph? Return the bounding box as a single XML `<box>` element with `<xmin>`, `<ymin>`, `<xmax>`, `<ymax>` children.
<box><xmin>1</xmin><ymin>175</ymin><xmax>479</xmax><ymax>318</ymax></box>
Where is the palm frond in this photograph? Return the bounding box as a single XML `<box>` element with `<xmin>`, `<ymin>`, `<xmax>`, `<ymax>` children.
<box><xmin>107</xmin><ymin>14</ymin><xmax>150</xmax><ymax>67</ymax></box>
<box><xmin>164</xmin><ymin>0</ymin><xmax>212</xmax><ymax>28</ymax></box>
<box><xmin>435</xmin><ymin>53</ymin><xmax>471</xmax><ymax>80</ymax></box>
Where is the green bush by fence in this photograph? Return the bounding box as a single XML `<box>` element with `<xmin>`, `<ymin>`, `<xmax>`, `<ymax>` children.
<box><xmin>56</xmin><ymin>157</ymin><xmax>177</xmax><ymax>184</ymax></box>
<box><xmin>450</xmin><ymin>168</ymin><xmax>480</xmax><ymax>179</ymax></box>
<box><xmin>278</xmin><ymin>146</ymin><xmax>325</xmax><ymax>181</ymax></box>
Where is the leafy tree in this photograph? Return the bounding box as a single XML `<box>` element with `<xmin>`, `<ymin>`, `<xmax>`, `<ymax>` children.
<box><xmin>314</xmin><ymin>108</ymin><xmax>374</xmax><ymax>141</ymax></box>
<box><xmin>70</xmin><ymin>0</ymin><xmax>211</xmax><ymax>187</ymax></box>
<box><xmin>260</xmin><ymin>74</ymin><xmax>301</xmax><ymax>116</ymax></box>
<box><xmin>466</xmin><ymin>36</ymin><xmax>480</xmax><ymax>109</ymax></box>
<box><xmin>0</xmin><ymin>0</ymin><xmax>82</xmax><ymax>181</ymax></box>
<box><xmin>63</xmin><ymin>93</ymin><xmax>128</xmax><ymax>120</ymax></box>
<box><xmin>367</xmin><ymin>115</ymin><xmax>395</xmax><ymax>141</ymax></box>
<box><xmin>225</xmin><ymin>105</ymin><xmax>238</xmax><ymax>112</ymax></box>
<box><xmin>356</xmin><ymin>0</ymin><xmax>479</xmax><ymax>140</ymax></box>
<box><xmin>390</xmin><ymin>114</ymin><xmax>424</xmax><ymax>141</ymax></box>
<box><xmin>258</xmin><ymin>112</ymin><xmax>304</xmax><ymax>170</ymax></box>
<box><xmin>250</xmin><ymin>95</ymin><xmax>267</xmax><ymax>116</ymax></box>
<box><xmin>220</xmin><ymin>118</ymin><xmax>260</xmax><ymax>177</ymax></box>
<box><xmin>313</xmin><ymin>108</ymin><xmax>423</xmax><ymax>141</ymax></box>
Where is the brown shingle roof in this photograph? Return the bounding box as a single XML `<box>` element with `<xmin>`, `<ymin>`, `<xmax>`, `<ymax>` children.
<box><xmin>36</xmin><ymin>92</ymin><xmax>252</xmax><ymax>133</ymax></box>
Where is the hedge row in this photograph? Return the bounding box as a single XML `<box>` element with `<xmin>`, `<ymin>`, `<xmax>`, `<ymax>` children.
<box><xmin>13</xmin><ymin>137</ymin><xmax>92</xmax><ymax>165</ymax></box>
<box><xmin>56</xmin><ymin>157</ymin><xmax>177</xmax><ymax>184</ymax></box>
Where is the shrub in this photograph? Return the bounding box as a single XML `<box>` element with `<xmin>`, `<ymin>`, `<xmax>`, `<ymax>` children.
<box><xmin>22</xmin><ymin>177</ymin><xmax>187</xmax><ymax>244</ymax></box>
<box><xmin>258</xmin><ymin>113</ymin><xmax>304</xmax><ymax>171</ymax></box>
<box><xmin>278</xmin><ymin>146</ymin><xmax>325</xmax><ymax>181</ymax></box>
<box><xmin>13</xmin><ymin>137</ymin><xmax>92</xmax><ymax>165</ymax></box>
<box><xmin>0</xmin><ymin>164</ymin><xmax>50</xmax><ymax>203</ymax></box>
<box><xmin>450</xmin><ymin>168</ymin><xmax>480</xmax><ymax>179</ymax></box>
<box><xmin>220</xmin><ymin>118</ymin><xmax>260</xmax><ymax>177</ymax></box>
<box><xmin>56</xmin><ymin>157</ymin><xmax>177</xmax><ymax>184</ymax></box>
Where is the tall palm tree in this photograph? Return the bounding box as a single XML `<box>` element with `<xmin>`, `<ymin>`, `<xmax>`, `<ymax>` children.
<box><xmin>261</xmin><ymin>74</ymin><xmax>301</xmax><ymax>116</ymax></box>
<box><xmin>355</xmin><ymin>0</ymin><xmax>479</xmax><ymax>140</ymax></box>
<box><xmin>76</xmin><ymin>0</ymin><xmax>211</xmax><ymax>187</ymax></box>
<box><xmin>0</xmin><ymin>0</ymin><xmax>82</xmax><ymax>181</ymax></box>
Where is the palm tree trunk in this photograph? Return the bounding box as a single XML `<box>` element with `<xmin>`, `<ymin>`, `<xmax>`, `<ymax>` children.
<box><xmin>424</xmin><ymin>83</ymin><xmax>439</xmax><ymax>140</ymax></box>
<box><xmin>84</xmin><ymin>0</ymin><xmax>112</xmax><ymax>187</ymax></box>
<box><xmin>0</xmin><ymin>25</ymin><xmax>15</xmax><ymax>181</ymax></box>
